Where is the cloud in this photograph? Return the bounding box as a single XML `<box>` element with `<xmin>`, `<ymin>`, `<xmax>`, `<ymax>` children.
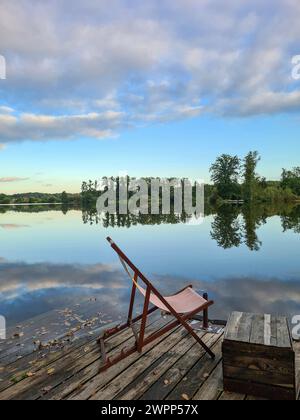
<box><xmin>0</xmin><ymin>106</ymin><xmax>14</xmax><ymax>114</ymax></box>
<box><xmin>0</xmin><ymin>177</ymin><xmax>29</xmax><ymax>182</ymax></box>
<box><xmin>0</xmin><ymin>111</ymin><xmax>123</xmax><ymax>143</ymax></box>
<box><xmin>0</xmin><ymin>224</ymin><xmax>30</xmax><ymax>230</ymax></box>
<box><xmin>1</xmin><ymin>0</ymin><xmax>300</xmax><ymax>143</ymax></box>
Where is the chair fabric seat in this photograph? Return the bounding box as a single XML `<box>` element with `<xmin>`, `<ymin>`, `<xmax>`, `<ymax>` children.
<box><xmin>137</xmin><ymin>285</ymin><xmax>207</xmax><ymax>314</ymax></box>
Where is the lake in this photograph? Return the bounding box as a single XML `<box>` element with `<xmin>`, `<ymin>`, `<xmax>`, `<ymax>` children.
<box><xmin>0</xmin><ymin>203</ymin><xmax>300</xmax><ymax>327</ymax></box>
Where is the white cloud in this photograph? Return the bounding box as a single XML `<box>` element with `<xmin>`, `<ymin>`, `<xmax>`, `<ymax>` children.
<box><xmin>0</xmin><ymin>111</ymin><xmax>124</xmax><ymax>143</ymax></box>
<box><xmin>0</xmin><ymin>106</ymin><xmax>14</xmax><ymax>114</ymax></box>
<box><xmin>0</xmin><ymin>177</ymin><xmax>29</xmax><ymax>182</ymax></box>
<box><xmin>0</xmin><ymin>0</ymin><xmax>300</xmax><ymax>143</ymax></box>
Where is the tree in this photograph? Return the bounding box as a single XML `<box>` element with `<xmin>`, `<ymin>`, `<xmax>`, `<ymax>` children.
<box><xmin>281</xmin><ymin>167</ymin><xmax>300</xmax><ymax>196</ymax></box>
<box><xmin>210</xmin><ymin>205</ymin><xmax>242</xmax><ymax>249</ymax></box>
<box><xmin>209</xmin><ymin>154</ymin><xmax>241</xmax><ymax>199</ymax></box>
<box><xmin>0</xmin><ymin>194</ymin><xmax>10</xmax><ymax>204</ymax></box>
<box><xmin>61</xmin><ymin>191</ymin><xmax>68</xmax><ymax>203</ymax></box>
<box><xmin>242</xmin><ymin>151</ymin><xmax>260</xmax><ymax>202</ymax></box>
<box><xmin>81</xmin><ymin>181</ymin><xmax>88</xmax><ymax>193</ymax></box>
<box><xmin>242</xmin><ymin>204</ymin><xmax>263</xmax><ymax>251</ymax></box>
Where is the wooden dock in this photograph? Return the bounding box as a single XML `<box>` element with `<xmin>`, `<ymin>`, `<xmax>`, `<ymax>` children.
<box><xmin>0</xmin><ymin>310</ymin><xmax>299</xmax><ymax>400</ymax></box>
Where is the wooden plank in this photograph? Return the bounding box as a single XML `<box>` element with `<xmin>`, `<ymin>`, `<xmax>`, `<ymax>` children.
<box><xmin>224</xmin><ymin>312</ymin><xmax>243</xmax><ymax>341</ymax></box>
<box><xmin>0</xmin><ymin>301</ymin><xmax>121</xmax><ymax>366</ymax></box>
<box><xmin>0</xmin><ymin>333</ymin><xmax>95</xmax><ymax>392</ymax></box>
<box><xmin>0</xmin><ymin>316</ymin><xmax>163</xmax><ymax>400</ymax></box>
<box><xmin>249</xmin><ymin>314</ymin><xmax>264</xmax><ymax>345</ymax></box>
<box><xmin>223</xmin><ymin>377</ymin><xmax>296</xmax><ymax>400</ymax></box>
<box><xmin>222</xmin><ymin>353</ymin><xmax>294</xmax><ymax>375</ymax></box>
<box><xmin>117</xmin><ymin>332</ymin><xmax>207</xmax><ymax>400</ymax></box>
<box><xmin>0</xmin><ymin>314</ymin><xmax>144</xmax><ymax>395</ymax></box>
<box><xmin>48</xmin><ymin>320</ymin><xmax>180</xmax><ymax>400</ymax></box>
<box><xmin>65</xmin><ymin>320</ymin><xmax>181</xmax><ymax>401</ymax></box>
<box><xmin>192</xmin><ymin>362</ymin><xmax>223</xmax><ymax>400</ymax></box>
<box><xmin>139</xmin><ymin>332</ymin><xmax>223</xmax><ymax>400</ymax></box>
<box><xmin>165</xmin><ymin>339</ymin><xmax>223</xmax><ymax>400</ymax></box>
<box><xmin>276</xmin><ymin>317</ymin><xmax>292</xmax><ymax>349</ymax></box>
<box><xmin>222</xmin><ymin>341</ymin><xmax>294</xmax><ymax>361</ymax></box>
<box><xmin>218</xmin><ymin>391</ymin><xmax>245</xmax><ymax>401</ymax></box>
<box><xmin>264</xmin><ymin>314</ymin><xmax>271</xmax><ymax>346</ymax></box>
<box><xmin>89</xmin><ymin>327</ymin><xmax>188</xmax><ymax>400</ymax></box>
<box><xmin>237</xmin><ymin>312</ymin><xmax>253</xmax><ymax>343</ymax></box>
<box><xmin>245</xmin><ymin>395</ymin><xmax>267</xmax><ymax>400</ymax></box>
<box><xmin>223</xmin><ymin>364</ymin><xmax>294</xmax><ymax>388</ymax></box>
<box><xmin>225</xmin><ymin>312</ymin><xmax>253</xmax><ymax>343</ymax></box>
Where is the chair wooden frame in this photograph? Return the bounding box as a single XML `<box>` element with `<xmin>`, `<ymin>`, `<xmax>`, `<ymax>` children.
<box><xmin>98</xmin><ymin>237</ymin><xmax>215</xmax><ymax>373</ymax></box>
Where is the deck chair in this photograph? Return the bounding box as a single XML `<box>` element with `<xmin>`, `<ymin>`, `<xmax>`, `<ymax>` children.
<box><xmin>98</xmin><ymin>237</ymin><xmax>215</xmax><ymax>372</ymax></box>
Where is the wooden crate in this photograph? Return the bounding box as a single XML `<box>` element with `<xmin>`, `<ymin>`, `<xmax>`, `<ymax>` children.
<box><xmin>222</xmin><ymin>312</ymin><xmax>298</xmax><ymax>400</ymax></box>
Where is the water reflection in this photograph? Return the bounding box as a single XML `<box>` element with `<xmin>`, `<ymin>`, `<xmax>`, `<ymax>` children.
<box><xmin>1</xmin><ymin>259</ymin><xmax>300</xmax><ymax>325</ymax></box>
<box><xmin>0</xmin><ymin>261</ymin><xmax>134</xmax><ymax>326</ymax></box>
<box><xmin>82</xmin><ymin>209</ymin><xmax>194</xmax><ymax>228</ymax></box>
<box><xmin>80</xmin><ymin>202</ymin><xmax>300</xmax><ymax>252</ymax></box>
<box><xmin>1</xmin><ymin>201</ymin><xmax>300</xmax><ymax>250</ymax></box>
<box><xmin>0</xmin><ymin>202</ymin><xmax>300</xmax><ymax>326</ymax></box>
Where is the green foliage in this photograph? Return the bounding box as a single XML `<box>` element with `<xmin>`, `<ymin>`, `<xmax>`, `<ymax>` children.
<box><xmin>0</xmin><ymin>194</ymin><xmax>10</xmax><ymax>204</ymax></box>
<box><xmin>209</xmin><ymin>152</ymin><xmax>299</xmax><ymax>204</ymax></box>
<box><xmin>242</xmin><ymin>151</ymin><xmax>260</xmax><ymax>202</ymax></box>
<box><xmin>0</xmin><ymin>192</ymin><xmax>81</xmax><ymax>205</ymax></box>
<box><xmin>209</xmin><ymin>154</ymin><xmax>241</xmax><ymax>200</ymax></box>
<box><xmin>81</xmin><ymin>179</ymin><xmax>100</xmax><ymax>206</ymax></box>
<box><xmin>210</xmin><ymin>205</ymin><xmax>242</xmax><ymax>248</ymax></box>
<box><xmin>61</xmin><ymin>191</ymin><xmax>69</xmax><ymax>203</ymax></box>
<box><xmin>281</xmin><ymin>167</ymin><xmax>300</xmax><ymax>196</ymax></box>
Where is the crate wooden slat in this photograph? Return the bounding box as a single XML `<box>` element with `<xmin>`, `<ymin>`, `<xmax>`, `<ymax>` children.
<box><xmin>222</xmin><ymin>312</ymin><xmax>298</xmax><ymax>400</ymax></box>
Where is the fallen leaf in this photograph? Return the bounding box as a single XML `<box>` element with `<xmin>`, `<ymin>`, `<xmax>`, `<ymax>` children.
<box><xmin>13</xmin><ymin>332</ymin><xmax>24</xmax><ymax>339</ymax></box>
<box><xmin>47</xmin><ymin>368</ymin><xmax>55</xmax><ymax>375</ymax></box>
<box><xmin>41</xmin><ymin>386</ymin><xmax>52</xmax><ymax>394</ymax></box>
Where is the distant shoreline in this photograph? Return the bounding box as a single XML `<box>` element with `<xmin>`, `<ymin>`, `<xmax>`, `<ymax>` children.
<box><xmin>0</xmin><ymin>203</ymin><xmax>62</xmax><ymax>206</ymax></box>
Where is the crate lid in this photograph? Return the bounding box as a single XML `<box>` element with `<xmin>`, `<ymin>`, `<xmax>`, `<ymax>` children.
<box><xmin>224</xmin><ymin>312</ymin><xmax>292</xmax><ymax>348</ymax></box>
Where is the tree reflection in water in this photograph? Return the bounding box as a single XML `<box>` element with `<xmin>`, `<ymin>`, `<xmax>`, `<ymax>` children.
<box><xmin>81</xmin><ymin>202</ymin><xmax>300</xmax><ymax>252</ymax></box>
<box><xmin>1</xmin><ymin>202</ymin><xmax>300</xmax><ymax>252</ymax></box>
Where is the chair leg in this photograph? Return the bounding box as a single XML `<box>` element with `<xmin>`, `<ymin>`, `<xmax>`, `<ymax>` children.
<box><xmin>137</xmin><ymin>286</ymin><xmax>151</xmax><ymax>353</ymax></box>
<box><xmin>156</xmin><ymin>302</ymin><xmax>216</xmax><ymax>359</ymax></box>
<box><xmin>144</xmin><ymin>306</ymin><xmax>215</xmax><ymax>359</ymax></box>
<box><xmin>202</xmin><ymin>292</ymin><xmax>209</xmax><ymax>330</ymax></box>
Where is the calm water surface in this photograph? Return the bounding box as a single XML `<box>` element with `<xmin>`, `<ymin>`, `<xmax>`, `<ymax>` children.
<box><xmin>0</xmin><ymin>204</ymin><xmax>300</xmax><ymax>326</ymax></box>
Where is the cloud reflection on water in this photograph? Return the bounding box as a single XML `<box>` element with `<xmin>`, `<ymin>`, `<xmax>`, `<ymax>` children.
<box><xmin>0</xmin><ymin>259</ymin><xmax>300</xmax><ymax>326</ymax></box>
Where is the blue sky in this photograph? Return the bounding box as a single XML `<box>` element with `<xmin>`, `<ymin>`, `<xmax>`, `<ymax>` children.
<box><xmin>0</xmin><ymin>0</ymin><xmax>300</xmax><ymax>193</ymax></box>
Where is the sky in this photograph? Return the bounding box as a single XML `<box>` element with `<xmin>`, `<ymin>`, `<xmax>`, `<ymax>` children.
<box><xmin>0</xmin><ymin>0</ymin><xmax>300</xmax><ymax>194</ymax></box>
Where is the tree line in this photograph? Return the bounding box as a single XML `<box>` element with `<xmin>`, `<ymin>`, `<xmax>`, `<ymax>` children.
<box><xmin>1</xmin><ymin>152</ymin><xmax>299</xmax><ymax>205</ymax></box>
<box><xmin>209</xmin><ymin>151</ymin><xmax>300</xmax><ymax>203</ymax></box>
